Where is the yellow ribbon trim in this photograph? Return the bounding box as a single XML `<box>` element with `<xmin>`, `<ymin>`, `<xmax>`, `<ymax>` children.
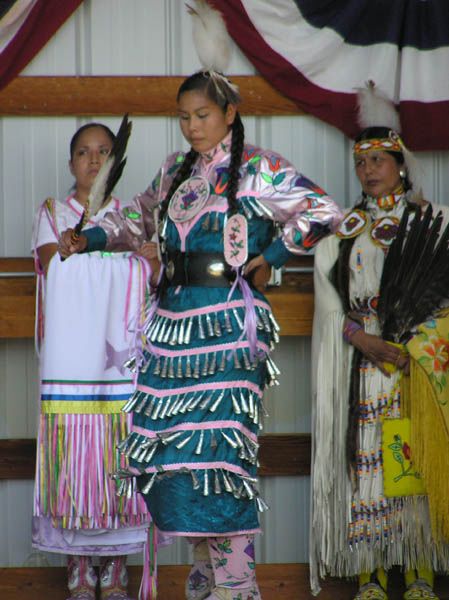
<box><xmin>41</xmin><ymin>400</ymin><xmax>126</xmax><ymax>414</ymax></box>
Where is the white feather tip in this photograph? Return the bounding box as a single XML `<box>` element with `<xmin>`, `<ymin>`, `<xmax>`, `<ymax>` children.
<box><xmin>186</xmin><ymin>0</ymin><xmax>232</xmax><ymax>73</ymax></box>
<box><xmin>356</xmin><ymin>80</ymin><xmax>400</xmax><ymax>133</ymax></box>
<box><xmin>87</xmin><ymin>154</ymin><xmax>113</xmax><ymax>217</ymax></box>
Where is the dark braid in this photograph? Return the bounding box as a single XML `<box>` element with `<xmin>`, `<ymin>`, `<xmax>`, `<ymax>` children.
<box><xmin>329</xmin><ymin>197</ymin><xmax>367</xmax><ymax>475</ymax></box>
<box><xmin>158</xmin><ymin>149</ymin><xmax>199</xmax><ymax>222</ymax></box>
<box><xmin>226</xmin><ymin>112</ymin><xmax>245</xmax><ymax>216</ymax></box>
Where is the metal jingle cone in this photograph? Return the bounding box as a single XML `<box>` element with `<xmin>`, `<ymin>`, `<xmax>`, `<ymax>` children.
<box><xmin>203</xmin><ymin>469</ymin><xmax>210</xmax><ymax>496</ymax></box>
<box><xmin>208</xmin><ymin>351</ymin><xmax>217</xmax><ymax>375</ymax></box>
<box><xmin>151</xmin><ymin>398</ymin><xmax>164</xmax><ymax>420</ymax></box>
<box><xmin>191</xmin><ymin>470</ymin><xmax>200</xmax><ymax>490</ymax></box>
<box><xmin>201</xmin><ymin>353</ymin><xmax>209</xmax><ymax>377</ymax></box>
<box><xmin>199</xmin><ymin>392</ymin><xmax>213</xmax><ymax>410</ymax></box>
<box><xmin>213</xmin><ymin>313</ymin><xmax>222</xmax><ymax>337</ymax></box>
<box><xmin>187</xmin><ymin>390</ymin><xmax>205</xmax><ymax>411</ymax></box>
<box><xmin>247</xmin><ymin>197</ymin><xmax>263</xmax><ymax>217</ymax></box>
<box><xmin>178</xmin><ymin>317</ymin><xmax>186</xmax><ymax>344</ymax></box>
<box><xmin>176</xmin><ymin>356</ymin><xmax>184</xmax><ymax>379</ymax></box>
<box><xmin>168</xmin><ymin>357</ymin><xmax>175</xmax><ymax>378</ymax></box>
<box><xmin>141</xmin><ymin>472</ymin><xmax>158</xmax><ymax>494</ymax></box>
<box><xmin>169</xmin><ymin>320</ymin><xmax>179</xmax><ymax>346</ymax></box>
<box><xmin>143</xmin><ymin>397</ymin><xmax>156</xmax><ymax>417</ymax></box>
<box><xmin>242</xmin><ymin>348</ymin><xmax>251</xmax><ymax>370</ymax></box>
<box><xmin>185</xmin><ymin>317</ymin><xmax>193</xmax><ymax>345</ymax></box>
<box><xmin>212</xmin><ymin>212</ymin><xmax>220</xmax><ymax>232</ymax></box>
<box><xmin>195</xmin><ymin>429</ymin><xmax>205</xmax><ymax>455</ymax></box>
<box><xmin>135</xmin><ymin>393</ymin><xmax>149</xmax><ymax>414</ymax></box>
<box><xmin>201</xmin><ymin>213</ymin><xmax>210</xmax><ymax>231</ymax></box>
<box><xmin>161</xmin><ymin>431</ymin><xmax>183</xmax><ymax>445</ymax></box>
<box><xmin>176</xmin><ymin>431</ymin><xmax>195</xmax><ymax>449</ymax></box>
<box><xmin>240</xmin><ymin>200</ymin><xmax>252</xmax><ymax>219</ymax></box>
<box><xmin>219</xmin><ymin>351</ymin><xmax>227</xmax><ymax>371</ymax></box>
<box><xmin>239</xmin><ymin>389</ymin><xmax>249</xmax><ymax>413</ymax></box>
<box><xmin>193</xmin><ymin>354</ymin><xmax>200</xmax><ymax>378</ymax></box>
<box><xmin>210</xmin><ymin>429</ymin><xmax>217</xmax><ymax>448</ymax></box>
<box><xmin>221</xmin><ymin>469</ymin><xmax>233</xmax><ymax>493</ymax></box>
<box><xmin>144</xmin><ymin>443</ymin><xmax>158</xmax><ymax>463</ymax></box>
<box><xmin>162</xmin><ymin>319</ymin><xmax>174</xmax><ymax>344</ymax></box>
<box><xmin>209</xmin><ymin>389</ymin><xmax>224</xmax><ymax>412</ymax></box>
<box><xmin>232</xmin><ymin>430</ymin><xmax>244</xmax><ymax>448</ymax></box>
<box><xmin>231</xmin><ymin>390</ymin><xmax>241</xmax><ymax>414</ymax></box>
<box><xmin>153</xmin><ymin>356</ymin><xmax>161</xmax><ymax>376</ymax></box>
<box><xmin>221</xmin><ymin>430</ymin><xmax>238</xmax><ymax>449</ymax></box>
<box><xmin>206</xmin><ymin>313</ymin><xmax>214</xmax><ymax>337</ymax></box>
<box><xmin>185</xmin><ymin>355</ymin><xmax>192</xmax><ymax>378</ymax></box>
<box><xmin>160</xmin><ymin>356</ymin><xmax>169</xmax><ymax>378</ymax></box>
<box><xmin>156</xmin><ymin>317</ymin><xmax>168</xmax><ymax>343</ymax></box>
<box><xmin>198</xmin><ymin>314</ymin><xmax>206</xmax><ymax>339</ymax></box>
<box><xmin>224</xmin><ymin>309</ymin><xmax>233</xmax><ymax>333</ymax></box>
<box><xmin>232</xmin><ymin>307</ymin><xmax>244</xmax><ymax>329</ymax></box>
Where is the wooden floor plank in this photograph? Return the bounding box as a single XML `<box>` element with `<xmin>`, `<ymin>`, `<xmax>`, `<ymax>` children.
<box><xmin>1</xmin><ymin>564</ymin><xmax>448</xmax><ymax>600</ymax></box>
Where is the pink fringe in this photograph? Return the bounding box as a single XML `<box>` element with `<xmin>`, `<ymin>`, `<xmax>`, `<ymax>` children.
<box><xmin>34</xmin><ymin>412</ymin><xmax>149</xmax><ymax>530</ymax></box>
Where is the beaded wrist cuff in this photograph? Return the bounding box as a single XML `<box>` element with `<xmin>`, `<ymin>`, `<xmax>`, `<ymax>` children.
<box><xmin>343</xmin><ymin>318</ymin><xmax>363</xmax><ymax>344</ymax></box>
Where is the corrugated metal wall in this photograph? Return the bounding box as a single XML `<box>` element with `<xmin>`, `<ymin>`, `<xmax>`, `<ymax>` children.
<box><xmin>1</xmin><ymin>0</ymin><xmax>449</xmax><ymax>568</ymax></box>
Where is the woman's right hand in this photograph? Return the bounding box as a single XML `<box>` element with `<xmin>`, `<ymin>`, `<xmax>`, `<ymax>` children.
<box><xmin>58</xmin><ymin>228</ymin><xmax>88</xmax><ymax>258</ymax></box>
<box><xmin>350</xmin><ymin>329</ymin><xmax>409</xmax><ymax>376</ymax></box>
<box><xmin>136</xmin><ymin>241</ymin><xmax>161</xmax><ymax>285</ymax></box>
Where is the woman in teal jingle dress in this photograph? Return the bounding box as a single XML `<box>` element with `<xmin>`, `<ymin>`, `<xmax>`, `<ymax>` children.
<box><xmin>59</xmin><ymin>70</ymin><xmax>342</xmax><ymax>600</ymax></box>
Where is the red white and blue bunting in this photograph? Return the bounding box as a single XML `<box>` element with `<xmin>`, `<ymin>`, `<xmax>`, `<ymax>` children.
<box><xmin>211</xmin><ymin>0</ymin><xmax>449</xmax><ymax>151</ymax></box>
<box><xmin>0</xmin><ymin>0</ymin><xmax>83</xmax><ymax>90</ymax></box>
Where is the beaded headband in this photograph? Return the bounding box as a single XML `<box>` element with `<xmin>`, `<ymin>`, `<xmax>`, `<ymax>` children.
<box><xmin>353</xmin><ymin>136</ymin><xmax>402</xmax><ymax>155</ymax></box>
<box><xmin>353</xmin><ymin>129</ymin><xmax>404</xmax><ymax>156</ymax></box>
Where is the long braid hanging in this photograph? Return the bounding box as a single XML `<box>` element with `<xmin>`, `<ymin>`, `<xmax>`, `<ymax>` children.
<box><xmin>329</xmin><ymin>197</ymin><xmax>366</xmax><ymax>473</ymax></box>
<box><xmin>158</xmin><ymin>149</ymin><xmax>199</xmax><ymax>223</ymax></box>
<box><xmin>226</xmin><ymin>112</ymin><xmax>244</xmax><ymax>216</ymax></box>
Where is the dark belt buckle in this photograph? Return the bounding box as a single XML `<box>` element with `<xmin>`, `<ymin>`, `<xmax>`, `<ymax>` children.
<box><xmin>166</xmin><ymin>260</ymin><xmax>175</xmax><ymax>281</ymax></box>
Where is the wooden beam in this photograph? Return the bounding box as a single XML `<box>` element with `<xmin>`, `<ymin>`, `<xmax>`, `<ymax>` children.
<box><xmin>1</xmin><ymin>565</ymin><xmax>448</xmax><ymax>600</ymax></box>
<box><xmin>0</xmin><ymin>434</ymin><xmax>309</xmax><ymax>480</ymax></box>
<box><xmin>0</xmin><ymin>257</ymin><xmax>314</xmax><ymax>338</ymax></box>
<box><xmin>0</xmin><ymin>75</ymin><xmax>302</xmax><ymax>116</ymax></box>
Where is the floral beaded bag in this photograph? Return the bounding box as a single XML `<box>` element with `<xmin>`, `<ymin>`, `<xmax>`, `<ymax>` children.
<box><xmin>382</xmin><ymin>417</ymin><xmax>426</xmax><ymax>497</ymax></box>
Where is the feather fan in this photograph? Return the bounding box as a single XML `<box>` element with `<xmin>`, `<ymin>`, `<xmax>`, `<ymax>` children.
<box><xmin>377</xmin><ymin>203</ymin><xmax>449</xmax><ymax>343</ymax></box>
<box><xmin>73</xmin><ymin>113</ymin><xmax>132</xmax><ymax>236</ymax></box>
<box><xmin>186</xmin><ymin>0</ymin><xmax>232</xmax><ymax>73</ymax></box>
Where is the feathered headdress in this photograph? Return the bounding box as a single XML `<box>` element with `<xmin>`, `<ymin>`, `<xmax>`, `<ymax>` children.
<box><xmin>73</xmin><ymin>114</ymin><xmax>132</xmax><ymax>238</ymax></box>
<box><xmin>354</xmin><ymin>80</ymin><xmax>422</xmax><ymax>198</ymax></box>
<box><xmin>186</xmin><ymin>0</ymin><xmax>240</xmax><ymax>104</ymax></box>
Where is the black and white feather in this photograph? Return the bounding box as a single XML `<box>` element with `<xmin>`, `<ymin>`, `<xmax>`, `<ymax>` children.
<box><xmin>88</xmin><ymin>113</ymin><xmax>132</xmax><ymax>218</ymax></box>
<box><xmin>74</xmin><ymin>114</ymin><xmax>132</xmax><ymax>236</ymax></box>
<box><xmin>377</xmin><ymin>203</ymin><xmax>449</xmax><ymax>343</ymax></box>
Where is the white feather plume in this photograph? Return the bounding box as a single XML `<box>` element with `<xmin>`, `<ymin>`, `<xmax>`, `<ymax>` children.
<box><xmin>186</xmin><ymin>0</ymin><xmax>232</xmax><ymax>73</ymax></box>
<box><xmin>356</xmin><ymin>80</ymin><xmax>400</xmax><ymax>132</ymax></box>
<box><xmin>87</xmin><ymin>155</ymin><xmax>114</xmax><ymax>217</ymax></box>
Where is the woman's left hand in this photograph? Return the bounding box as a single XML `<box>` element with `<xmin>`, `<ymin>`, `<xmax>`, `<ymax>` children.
<box><xmin>244</xmin><ymin>255</ymin><xmax>272</xmax><ymax>293</ymax></box>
